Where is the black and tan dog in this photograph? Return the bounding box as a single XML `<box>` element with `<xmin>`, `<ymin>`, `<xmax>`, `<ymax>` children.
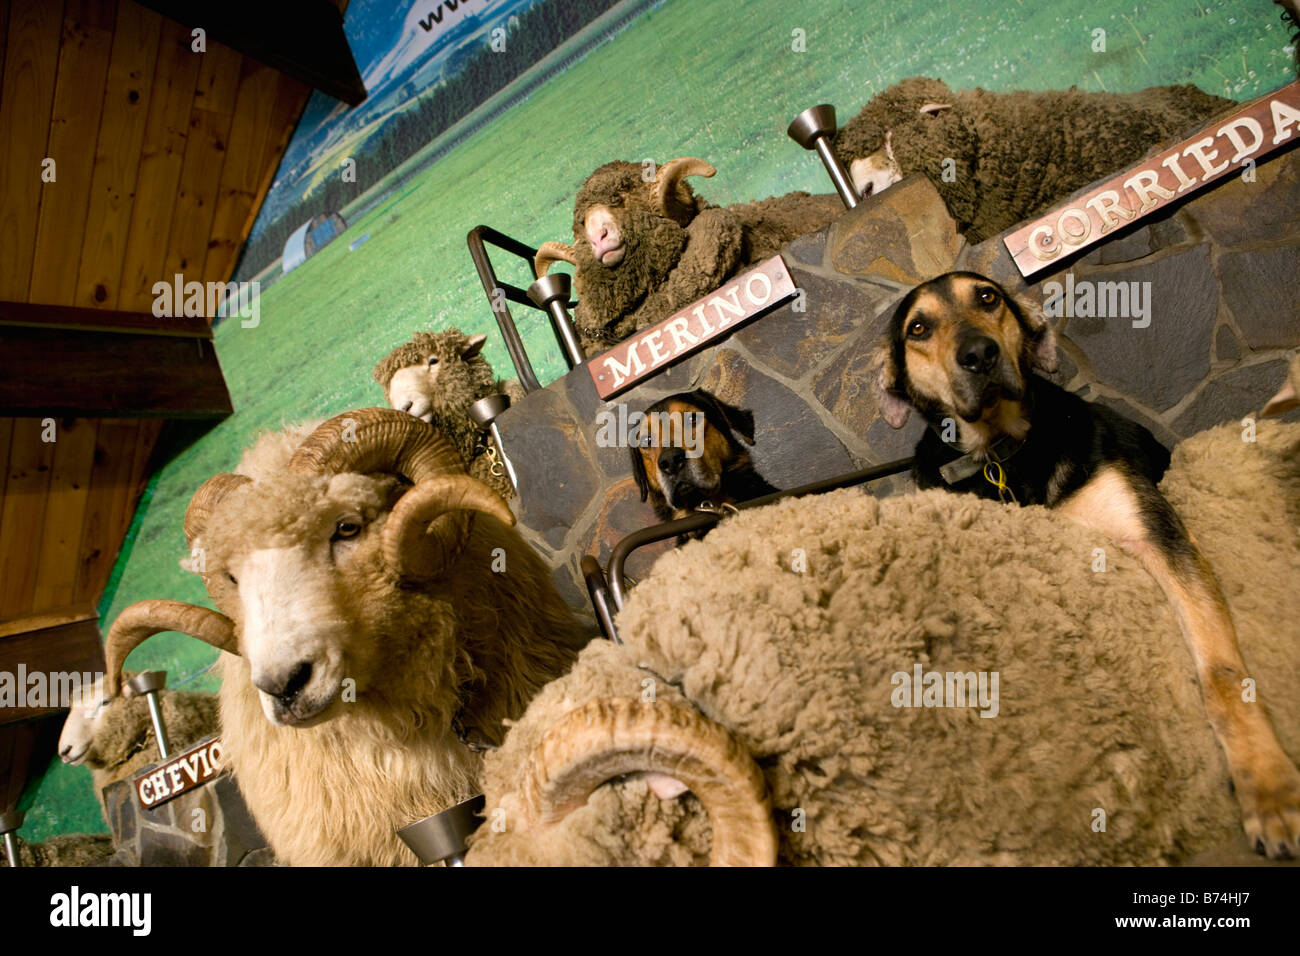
<box><xmin>629</xmin><ymin>389</ymin><xmax>778</xmax><ymax>540</ymax></box>
<box><xmin>872</xmin><ymin>270</ymin><xmax>1300</xmax><ymax>858</ymax></box>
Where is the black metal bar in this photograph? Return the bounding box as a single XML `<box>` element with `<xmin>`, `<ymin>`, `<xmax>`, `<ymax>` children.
<box><xmin>580</xmin><ymin>555</ymin><xmax>621</xmax><ymax>644</ymax></box>
<box><xmin>607</xmin><ymin>457</ymin><xmax>914</xmax><ymax>611</ymax></box>
<box><xmin>466</xmin><ymin>226</ymin><xmax>543</xmax><ymax>394</ymax></box>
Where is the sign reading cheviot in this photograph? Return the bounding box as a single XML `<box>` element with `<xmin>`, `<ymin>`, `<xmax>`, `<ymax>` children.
<box><xmin>134</xmin><ymin>735</ymin><xmax>225</xmax><ymax>810</ymax></box>
<box><xmin>588</xmin><ymin>255</ymin><xmax>797</xmax><ymax>399</ymax></box>
<box><xmin>1005</xmin><ymin>79</ymin><xmax>1300</xmax><ymax>277</ymax></box>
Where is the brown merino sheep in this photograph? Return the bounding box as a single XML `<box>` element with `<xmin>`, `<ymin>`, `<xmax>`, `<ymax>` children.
<box><xmin>535</xmin><ymin>158</ymin><xmax>842</xmax><ymax>351</ymax></box>
<box><xmin>372</xmin><ymin>328</ymin><xmax>524</xmax><ymax>500</ymax></box>
<box><xmin>832</xmin><ymin>77</ymin><xmax>1234</xmax><ymax>243</ymax></box>
<box><xmin>467</xmin><ymin>419</ymin><xmax>1300</xmax><ymax>866</ymax></box>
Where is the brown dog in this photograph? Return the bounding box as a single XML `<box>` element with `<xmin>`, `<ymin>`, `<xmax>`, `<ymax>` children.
<box><xmin>873</xmin><ymin>271</ymin><xmax>1300</xmax><ymax>858</ymax></box>
<box><xmin>628</xmin><ymin>389</ymin><xmax>777</xmax><ymax>540</ymax></box>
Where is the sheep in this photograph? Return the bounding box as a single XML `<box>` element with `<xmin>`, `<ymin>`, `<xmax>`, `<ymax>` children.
<box><xmin>1279</xmin><ymin>1</ymin><xmax>1300</xmax><ymax>73</ymax></box>
<box><xmin>534</xmin><ymin>158</ymin><xmax>843</xmax><ymax>351</ymax></box>
<box><xmin>466</xmin><ymin>418</ymin><xmax>1300</xmax><ymax>865</ymax></box>
<box><xmin>372</xmin><ymin>329</ymin><xmax>525</xmax><ymax>500</ymax></box>
<box><xmin>57</xmin><ymin>670</ymin><xmax>219</xmax><ymax>819</ymax></box>
<box><xmin>102</xmin><ymin>408</ymin><xmax>591</xmax><ymax>866</ymax></box>
<box><xmin>831</xmin><ymin>77</ymin><xmax>1234</xmax><ymax>244</ymax></box>
<box><xmin>1261</xmin><ymin>353</ymin><xmax>1299</xmax><ymax>417</ymax></box>
<box><xmin>1</xmin><ymin>834</ymin><xmax>116</xmax><ymax>867</ymax></box>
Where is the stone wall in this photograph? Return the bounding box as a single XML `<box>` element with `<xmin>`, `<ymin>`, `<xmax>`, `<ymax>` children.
<box><xmin>497</xmin><ymin>150</ymin><xmax>1300</xmax><ymax>614</ymax></box>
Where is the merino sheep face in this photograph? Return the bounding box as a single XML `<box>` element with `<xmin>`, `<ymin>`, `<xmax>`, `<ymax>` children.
<box><xmin>201</xmin><ymin>472</ymin><xmax>412</xmax><ymax>728</ymax></box>
<box><xmin>384</xmin><ymin>334</ymin><xmax>489</xmax><ymax>423</ymax></box>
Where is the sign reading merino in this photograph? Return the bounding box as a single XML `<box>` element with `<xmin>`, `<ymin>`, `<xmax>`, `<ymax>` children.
<box><xmin>588</xmin><ymin>256</ymin><xmax>797</xmax><ymax>399</ymax></box>
<box><xmin>133</xmin><ymin>735</ymin><xmax>225</xmax><ymax>809</ymax></box>
<box><xmin>1005</xmin><ymin>80</ymin><xmax>1300</xmax><ymax>277</ymax></box>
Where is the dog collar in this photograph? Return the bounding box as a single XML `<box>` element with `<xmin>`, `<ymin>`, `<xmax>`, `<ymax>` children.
<box><xmin>935</xmin><ymin>431</ymin><xmax>1026</xmax><ymax>486</ymax></box>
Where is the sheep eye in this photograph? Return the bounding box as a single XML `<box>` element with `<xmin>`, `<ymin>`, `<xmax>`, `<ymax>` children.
<box><xmin>334</xmin><ymin>518</ymin><xmax>362</xmax><ymax>540</ymax></box>
<box><xmin>978</xmin><ymin>287</ymin><xmax>999</xmax><ymax>305</ymax></box>
<box><xmin>226</xmin><ymin>571</ymin><xmax>238</xmax><ymax>586</ymax></box>
<box><xmin>426</xmin><ymin>356</ymin><xmax>439</xmax><ymax>367</ymax></box>
<box><xmin>907</xmin><ymin>319</ymin><xmax>928</xmax><ymax>338</ymax></box>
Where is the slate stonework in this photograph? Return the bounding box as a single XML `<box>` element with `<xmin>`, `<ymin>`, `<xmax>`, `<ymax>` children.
<box><xmin>496</xmin><ymin>151</ymin><xmax>1300</xmax><ymax>617</ymax></box>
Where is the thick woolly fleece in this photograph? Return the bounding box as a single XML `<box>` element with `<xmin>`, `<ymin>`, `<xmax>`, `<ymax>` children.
<box><xmin>2</xmin><ymin>834</ymin><xmax>116</xmax><ymax>867</ymax></box>
<box><xmin>569</xmin><ymin>161</ymin><xmax>841</xmax><ymax>351</ymax></box>
<box><xmin>468</xmin><ymin>420</ymin><xmax>1300</xmax><ymax>865</ymax></box>
<box><xmin>832</xmin><ymin>78</ymin><xmax>1233</xmax><ymax>243</ymax></box>
<box><xmin>193</xmin><ymin>423</ymin><xmax>590</xmax><ymax>865</ymax></box>
<box><xmin>371</xmin><ymin>329</ymin><xmax>525</xmax><ymax>500</ymax></box>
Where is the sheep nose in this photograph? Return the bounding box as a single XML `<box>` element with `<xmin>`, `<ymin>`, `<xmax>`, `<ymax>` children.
<box><xmin>59</xmin><ymin>744</ymin><xmax>71</xmax><ymax>757</ymax></box>
<box><xmin>401</xmin><ymin>400</ymin><xmax>413</xmax><ymax>412</ymax></box>
<box><xmin>659</xmin><ymin>447</ymin><xmax>685</xmax><ymax>476</ymax></box>
<box><xmin>956</xmin><ymin>333</ymin><xmax>999</xmax><ymax>374</ymax></box>
<box><xmin>256</xmin><ymin>661</ymin><xmax>313</xmax><ymax>705</ymax></box>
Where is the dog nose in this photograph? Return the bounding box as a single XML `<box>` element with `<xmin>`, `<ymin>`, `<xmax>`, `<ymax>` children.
<box><xmin>255</xmin><ymin>661</ymin><xmax>313</xmax><ymax>705</ymax></box>
<box><xmin>659</xmin><ymin>447</ymin><xmax>686</xmax><ymax>476</ymax></box>
<box><xmin>956</xmin><ymin>333</ymin><xmax>999</xmax><ymax>374</ymax></box>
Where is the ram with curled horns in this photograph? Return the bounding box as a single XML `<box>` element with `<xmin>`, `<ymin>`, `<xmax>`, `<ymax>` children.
<box><xmin>536</xmin><ymin>158</ymin><xmax>842</xmax><ymax>352</ymax></box>
<box><xmin>101</xmin><ymin>409</ymin><xmax>590</xmax><ymax>866</ymax></box>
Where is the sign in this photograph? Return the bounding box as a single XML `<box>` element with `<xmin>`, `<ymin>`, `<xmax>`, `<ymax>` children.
<box><xmin>588</xmin><ymin>256</ymin><xmax>797</xmax><ymax>399</ymax></box>
<box><xmin>134</xmin><ymin>735</ymin><xmax>225</xmax><ymax>810</ymax></box>
<box><xmin>1005</xmin><ymin>80</ymin><xmax>1300</xmax><ymax>277</ymax></box>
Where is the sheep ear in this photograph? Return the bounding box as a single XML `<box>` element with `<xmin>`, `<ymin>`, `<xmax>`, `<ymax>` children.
<box><xmin>918</xmin><ymin>102</ymin><xmax>953</xmax><ymax>117</ymax></box>
<box><xmin>870</xmin><ymin>343</ymin><xmax>912</xmax><ymax>429</ymax></box>
<box><xmin>1011</xmin><ymin>291</ymin><xmax>1059</xmax><ymax>373</ymax></box>
<box><xmin>462</xmin><ymin>334</ymin><xmax>487</xmax><ymax>360</ymax></box>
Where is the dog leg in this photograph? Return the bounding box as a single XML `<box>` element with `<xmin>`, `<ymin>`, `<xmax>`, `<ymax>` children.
<box><xmin>1057</xmin><ymin>465</ymin><xmax>1300</xmax><ymax>858</ymax></box>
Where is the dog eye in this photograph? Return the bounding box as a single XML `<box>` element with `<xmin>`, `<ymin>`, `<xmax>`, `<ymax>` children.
<box><xmin>978</xmin><ymin>287</ymin><xmax>999</xmax><ymax>305</ymax></box>
<box><xmin>907</xmin><ymin>319</ymin><xmax>928</xmax><ymax>337</ymax></box>
<box><xmin>334</xmin><ymin>517</ymin><xmax>362</xmax><ymax>540</ymax></box>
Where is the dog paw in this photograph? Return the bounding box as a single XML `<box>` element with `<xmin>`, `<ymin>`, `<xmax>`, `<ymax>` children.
<box><xmin>1235</xmin><ymin>761</ymin><xmax>1300</xmax><ymax>859</ymax></box>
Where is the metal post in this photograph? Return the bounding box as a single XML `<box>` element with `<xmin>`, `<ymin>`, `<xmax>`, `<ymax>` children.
<box><xmin>527</xmin><ymin>273</ymin><xmax>586</xmax><ymax>369</ymax></box>
<box><xmin>468</xmin><ymin>394</ymin><xmax>518</xmax><ymax>493</ymax></box>
<box><xmin>396</xmin><ymin>794</ymin><xmax>487</xmax><ymax>866</ymax></box>
<box><xmin>0</xmin><ymin>810</ymin><xmax>23</xmax><ymax>867</ymax></box>
<box><xmin>127</xmin><ymin>671</ymin><xmax>170</xmax><ymax>760</ymax></box>
<box><xmin>788</xmin><ymin>104</ymin><xmax>859</xmax><ymax>210</ymax></box>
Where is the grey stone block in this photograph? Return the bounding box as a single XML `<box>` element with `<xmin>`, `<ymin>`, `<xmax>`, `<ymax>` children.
<box><xmin>1173</xmin><ymin>360</ymin><xmax>1298</xmax><ymax>434</ymax></box>
<box><xmin>1219</xmin><ymin>245</ymin><xmax>1300</xmax><ymax>351</ymax></box>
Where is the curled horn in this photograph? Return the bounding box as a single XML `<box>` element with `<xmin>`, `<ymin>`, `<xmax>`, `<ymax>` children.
<box><xmin>653</xmin><ymin>157</ymin><xmax>716</xmax><ymax>225</ymax></box>
<box><xmin>534</xmin><ymin>241</ymin><xmax>578</xmax><ymax>277</ymax></box>
<box><xmin>288</xmin><ymin>408</ymin><xmax>513</xmax><ymax>580</ymax></box>
<box><xmin>185</xmin><ymin>473</ymin><xmax>251</xmax><ymax>548</ymax></box>
<box><xmin>104</xmin><ymin>600</ymin><xmax>237</xmax><ymax>696</ymax></box>
<box><xmin>517</xmin><ymin>697</ymin><xmax>778</xmax><ymax>867</ymax></box>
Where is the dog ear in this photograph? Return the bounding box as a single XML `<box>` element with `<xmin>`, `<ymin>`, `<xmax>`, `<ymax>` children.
<box><xmin>628</xmin><ymin>443</ymin><xmax>650</xmax><ymax>502</ymax></box>
<box><xmin>1010</xmin><ymin>291</ymin><xmax>1060</xmax><ymax>374</ymax></box>
<box><xmin>869</xmin><ymin>343</ymin><xmax>913</xmax><ymax>429</ymax></box>
<box><xmin>705</xmin><ymin>394</ymin><xmax>757</xmax><ymax>445</ymax></box>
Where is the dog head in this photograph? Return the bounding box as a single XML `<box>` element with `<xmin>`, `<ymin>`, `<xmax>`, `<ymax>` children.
<box><xmin>871</xmin><ymin>272</ymin><xmax>1058</xmax><ymax>450</ymax></box>
<box><xmin>628</xmin><ymin>390</ymin><xmax>758</xmax><ymax>517</ymax></box>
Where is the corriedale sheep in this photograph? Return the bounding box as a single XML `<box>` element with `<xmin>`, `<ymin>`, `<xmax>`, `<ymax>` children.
<box><xmin>466</xmin><ymin>418</ymin><xmax>1300</xmax><ymax>866</ymax></box>
<box><xmin>57</xmin><ymin>670</ymin><xmax>219</xmax><ymax>819</ymax></box>
<box><xmin>103</xmin><ymin>409</ymin><xmax>591</xmax><ymax>866</ymax></box>
<box><xmin>534</xmin><ymin>158</ymin><xmax>843</xmax><ymax>352</ymax></box>
<box><xmin>372</xmin><ymin>328</ymin><xmax>525</xmax><ymax>500</ymax></box>
<box><xmin>831</xmin><ymin>77</ymin><xmax>1234</xmax><ymax>244</ymax></box>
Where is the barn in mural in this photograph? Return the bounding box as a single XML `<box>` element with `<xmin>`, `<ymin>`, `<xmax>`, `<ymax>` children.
<box><xmin>1</xmin><ymin>0</ymin><xmax>1299</xmax><ymax>900</ymax></box>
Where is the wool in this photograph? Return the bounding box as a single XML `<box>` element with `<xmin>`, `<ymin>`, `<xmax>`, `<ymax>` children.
<box><xmin>468</xmin><ymin>420</ymin><xmax>1300</xmax><ymax>865</ymax></box>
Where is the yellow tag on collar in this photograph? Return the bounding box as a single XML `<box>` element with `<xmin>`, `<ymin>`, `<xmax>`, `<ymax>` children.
<box><xmin>983</xmin><ymin>461</ymin><xmax>1017</xmax><ymax>504</ymax></box>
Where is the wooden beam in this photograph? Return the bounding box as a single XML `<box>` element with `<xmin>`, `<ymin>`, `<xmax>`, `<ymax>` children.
<box><xmin>0</xmin><ymin>616</ymin><xmax>105</xmax><ymax>724</ymax></box>
<box><xmin>134</xmin><ymin>0</ymin><xmax>366</xmax><ymax>106</ymax></box>
<box><xmin>0</xmin><ymin>324</ymin><xmax>233</xmax><ymax>419</ymax></box>
<box><xmin>0</xmin><ymin>298</ymin><xmax>212</xmax><ymax>337</ymax></box>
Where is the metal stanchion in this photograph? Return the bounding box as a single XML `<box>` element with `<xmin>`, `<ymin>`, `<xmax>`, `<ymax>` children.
<box><xmin>0</xmin><ymin>810</ymin><xmax>23</xmax><ymax>867</ymax></box>
<box><xmin>126</xmin><ymin>671</ymin><xmax>170</xmax><ymax>759</ymax></box>
<box><xmin>788</xmin><ymin>104</ymin><xmax>859</xmax><ymax>210</ymax></box>
<box><xmin>527</xmin><ymin>273</ymin><xmax>586</xmax><ymax>369</ymax></box>
<box><xmin>468</xmin><ymin>393</ymin><xmax>518</xmax><ymax>493</ymax></box>
<box><xmin>397</xmin><ymin>794</ymin><xmax>487</xmax><ymax>867</ymax></box>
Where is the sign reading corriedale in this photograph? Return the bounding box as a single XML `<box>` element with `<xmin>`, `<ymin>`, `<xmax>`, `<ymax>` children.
<box><xmin>1005</xmin><ymin>80</ymin><xmax>1300</xmax><ymax>277</ymax></box>
<box><xmin>587</xmin><ymin>256</ymin><xmax>798</xmax><ymax>399</ymax></box>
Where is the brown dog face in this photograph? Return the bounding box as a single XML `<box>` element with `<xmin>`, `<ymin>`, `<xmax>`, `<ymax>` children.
<box><xmin>872</xmin><ymin>272</ymin><xmax>1058</xmax><ymax>450</ymax></box>
<box><xmin>628</xmin><ymin>390</ymin><xmax>758</xmax><ymax>517</ymax></box>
